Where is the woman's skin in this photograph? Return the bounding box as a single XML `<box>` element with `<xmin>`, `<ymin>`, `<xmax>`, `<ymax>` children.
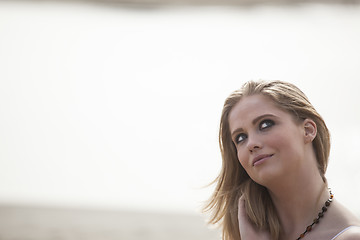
<box><xmin>228</xmin><ymin>94</ymin><xmax>360</xmax><ymax>240</ymax></box>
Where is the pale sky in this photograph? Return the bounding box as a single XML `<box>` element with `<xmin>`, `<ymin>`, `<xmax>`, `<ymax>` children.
<box><xmin>0</xmin><ymin>1</ymin><xmax>360</xmax><ymax>215</ymax></box>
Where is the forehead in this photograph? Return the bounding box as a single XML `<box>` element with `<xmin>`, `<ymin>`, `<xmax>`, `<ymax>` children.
<box><xmin>228</xmin><ymin>94</ymin><xmax>285</xmax><ymax>131</ymax></box>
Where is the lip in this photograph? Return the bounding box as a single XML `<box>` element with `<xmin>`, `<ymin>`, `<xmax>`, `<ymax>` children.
<box><xmin>252</xmin><ymin>154</ymin><xmax>274</xmax><ymax>166</ymax></box>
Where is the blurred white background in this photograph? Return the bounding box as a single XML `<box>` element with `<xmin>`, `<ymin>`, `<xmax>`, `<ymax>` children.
<box><xmin>0</xmin><ymin>1</ymin><xmax>360</xmax><ymax>216</ymax></box>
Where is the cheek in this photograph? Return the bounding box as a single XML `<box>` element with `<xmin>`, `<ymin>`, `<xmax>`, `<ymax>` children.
<box><xmin>272</xmin><ymin>135</ymin><xmax>289</xmax><ymax>148</ymax></box>
<box><xmin>236</xmin><ymin>149</ymin><xmax>249</xmax><ymax>169</ymax></box>
<box><xmin>271</xmin><ymin>132</ymin><xmax>303</xmax><ymax>155</ymax></box>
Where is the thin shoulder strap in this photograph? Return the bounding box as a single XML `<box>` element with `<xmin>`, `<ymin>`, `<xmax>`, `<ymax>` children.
<box><xmin>331</xmin><ymin>226</ymin><xmax>360</xmax><ymax>240</ymax></box>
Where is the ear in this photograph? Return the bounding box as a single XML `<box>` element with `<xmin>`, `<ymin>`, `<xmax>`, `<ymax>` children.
<box><xmin>303</xmin><ymin>119</ymin><xmax>317</xmax><ymax>143</ymax></box>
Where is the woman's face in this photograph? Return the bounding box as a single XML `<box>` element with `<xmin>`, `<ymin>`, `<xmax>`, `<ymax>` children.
<box><xmin>228</xmin><ymin>94</ymin><xmax>308</xmax><ymax>186</ymax></box>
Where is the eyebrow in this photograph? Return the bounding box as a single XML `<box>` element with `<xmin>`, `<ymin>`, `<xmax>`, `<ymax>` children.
<box><xmin>231</xmin><ymin>114</ymin><xmax>277</xmax><ymax>139</ymax></box>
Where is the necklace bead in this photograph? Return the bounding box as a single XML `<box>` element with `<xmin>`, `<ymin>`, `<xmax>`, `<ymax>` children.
<box><xmin>296</xmin><ymin>189</ymin><xmax>333</xmax><ymax>240</ymax></box>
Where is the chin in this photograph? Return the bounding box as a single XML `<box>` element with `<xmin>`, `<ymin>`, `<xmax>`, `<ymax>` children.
<box><xmin>251</xmin><ymin>168</ymin><xmax>283</xmax><ymax>187</ymax></box>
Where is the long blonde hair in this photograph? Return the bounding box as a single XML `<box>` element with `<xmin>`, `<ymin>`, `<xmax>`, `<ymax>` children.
<box><xmin>204</xmin><ymin>80</ymin><xmax>330</xmax><ymax>240</ymax></box>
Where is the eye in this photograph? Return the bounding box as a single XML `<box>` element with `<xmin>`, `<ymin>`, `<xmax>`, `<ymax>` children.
<box><xmin>259</xmin><ymin>119</ymin><xmax>275</xmax><ymax>130</ymax></box>
<box><xmin>235</xmin><ymin>133</ymin><xmax>247</xmax><ymax>144</ymax></box>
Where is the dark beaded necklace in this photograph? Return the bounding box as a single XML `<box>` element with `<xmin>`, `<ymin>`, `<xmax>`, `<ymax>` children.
<box><xmin>296</xmin><ymin>189</ymin><xmax>334</xmax><ymax>240</ymax></box>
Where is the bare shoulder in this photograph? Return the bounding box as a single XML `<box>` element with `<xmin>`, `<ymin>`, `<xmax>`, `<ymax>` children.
<box><xmin>330</xmin><ymin>200</ymin><xmax>360</xmax><ymax>224</ymax></box>
<box><xmin>335</xmin><ymin>226</ymin><xmax>360</xmax><ymax>240</ymax></box>
<box><xmin>328</xmin><ymin>200</ymin><xmax>360</xmax><ymax>240</ymax></box>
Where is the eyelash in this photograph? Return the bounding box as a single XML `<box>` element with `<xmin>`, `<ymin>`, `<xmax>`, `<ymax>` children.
<box><xmin>259</xmin><ymin>119</ymin><xmax>275</xmax><ymax>130</ymax></box>
<box><xmin>234</xmin><ymin>119</ymin><xmax>275</xmax><ymax>144</ymax></box>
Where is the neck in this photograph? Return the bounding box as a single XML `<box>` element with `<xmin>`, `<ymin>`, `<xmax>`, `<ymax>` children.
<box><xmin>266</xmin><ymin>168</ymin><xmax>329</xmax><ymax>239</ymax></box>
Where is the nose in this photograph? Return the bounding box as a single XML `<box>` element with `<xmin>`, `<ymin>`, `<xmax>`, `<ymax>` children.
<box><xmin>246</xmin><ymin>135</ymin><xmax>262</xmax><ymax>153</ymax></box>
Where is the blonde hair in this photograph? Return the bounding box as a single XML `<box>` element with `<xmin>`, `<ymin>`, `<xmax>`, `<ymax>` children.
<box><xmin>204</xmin><ymin>80</ymin><xmax>330</xmax><ymax>240</ymax></box>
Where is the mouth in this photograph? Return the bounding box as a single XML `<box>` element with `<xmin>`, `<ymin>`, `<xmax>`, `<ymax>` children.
<box><xmin>252</xmin><ymin>154</ymin><xmax>274</xmax><ymax>166</ymax></box>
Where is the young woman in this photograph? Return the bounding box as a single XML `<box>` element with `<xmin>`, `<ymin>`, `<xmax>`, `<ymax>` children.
<box><xmin>204</xmin><ymin>81</ymin><xmax>360</xmax><ymax>240</ymax></box>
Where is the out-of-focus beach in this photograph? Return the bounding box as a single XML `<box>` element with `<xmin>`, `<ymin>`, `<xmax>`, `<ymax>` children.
<box><xmin>0</xmin><ymin>205</ymin><xmax>220</xmax><ymax>240</ymax></box>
